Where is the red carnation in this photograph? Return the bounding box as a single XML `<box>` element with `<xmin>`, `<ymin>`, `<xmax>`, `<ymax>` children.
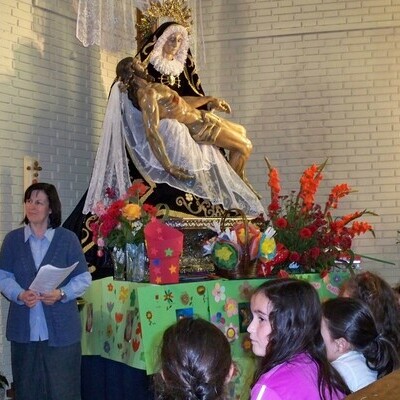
<box><xmin>142</xmin><ymin>203</ymin><xmax>158</xmax><ymax>217</ymax></box>
<box><xmin>289</xmin><ymin>251</ymin><xmax>301</xmax><ymax>262</ymax></box>
<box><xmin>275</xmin><ymin>217</ymin><xmax>288</xmax><ymax>229</ymax></box>
<box><xmin>309</xmin><ymin>247</ymin><xmax>320</xmax><ymax>260</ymax></box>
<box><xmin>299</xmin><ymin>227</ymin><xmax>312</xmax><ymax>239</ymax></box>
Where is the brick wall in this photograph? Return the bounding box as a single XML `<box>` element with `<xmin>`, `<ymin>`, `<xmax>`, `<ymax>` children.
<box><xmin>0</xmin><ymin>0</ymin><xmax>399</xmax><ymax>383</ymax></box>
<box><xmin>199</xmin><ymin>0</ymin><xmax>400</xmax><ymax>286</ymax></box>
<box><xmin>0</xmin><ymin>0</ymin><xmax>127</xmax><ymax>383</ymax></box>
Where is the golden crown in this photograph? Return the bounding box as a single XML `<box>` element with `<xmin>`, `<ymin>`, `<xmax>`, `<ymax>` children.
<box><xmin>136</xmin><ymin>0</ymin><xmax>193</xmax><ymax>42</ymax></box>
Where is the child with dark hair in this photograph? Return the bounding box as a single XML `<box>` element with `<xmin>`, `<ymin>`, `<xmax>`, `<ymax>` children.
<box><xmin>154</xmin><ymin>317</ymin><xmax>233</xmax><ymax>400</ymax></box>
<box><xmin>248</xmin><ymin>278</ymin><xmax>349</xmax><ymax>400</ymax></box>
<box><xmin>340</xmin><ymin>271</ymin><xmax>400</xmax><ymax>354</ymax></box>
<box><xmin>321</xmin><ymin>297</ymin><xmax>399</xmax><ymax>392</ymax></box>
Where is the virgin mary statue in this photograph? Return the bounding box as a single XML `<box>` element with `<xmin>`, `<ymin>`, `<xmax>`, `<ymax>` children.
<box><xmin>65</xmin><ymin>16</ymin><xmax>264</xmax><ymax>278</ymax></box>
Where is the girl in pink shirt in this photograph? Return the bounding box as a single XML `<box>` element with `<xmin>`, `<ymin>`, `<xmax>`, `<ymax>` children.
<box><xmin>248</xmin><ymin>278</ymin><xmax>349</xmax><ymax>400</ymax></box>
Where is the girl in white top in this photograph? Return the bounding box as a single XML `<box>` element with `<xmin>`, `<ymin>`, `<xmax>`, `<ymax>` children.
<box><xmin>321</xmin><ymin>297</ymin><xmax>399</xmax><ymax>392</ymax></box>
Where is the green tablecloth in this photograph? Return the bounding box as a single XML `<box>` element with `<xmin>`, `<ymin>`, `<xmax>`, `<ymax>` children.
<box><xmin>81</xmin><ymin>272</ymin><xmax>348</xmax><ymax>399</ymax></box>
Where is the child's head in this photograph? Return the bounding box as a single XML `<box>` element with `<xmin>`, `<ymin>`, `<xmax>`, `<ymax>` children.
<box><xmin>321</xmin><ymin>297</ymin><xmax>399</xmax><ymax>377</ymax></box>
<box><xmin>321</xmin><ymin>297</ymin><xmax>379</xmax><ymax>361</ymax></box>
<box><xmin>340</xmin><ymin>271</ymin><xmax>400</xmax><ymax>349</ymax></box>
<box><xmin>247</xmin><ymin>278</ymin><xmax>323</xmax><ymax>360</ymax></box>
<box><xmin>156</xmin><ymin>317</ymin><xmax>233</xmax><ymax>400</ymax></box>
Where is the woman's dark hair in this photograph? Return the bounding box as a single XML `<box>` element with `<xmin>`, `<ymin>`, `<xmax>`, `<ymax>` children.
<box><xmin>322</xmin><ymin>297</ymin><xmax>399</xmax><ymax>378</ymax></box>
<box><xmin>155</xmin><ymin>317</ymin><xmax>232</xmax><ymax>400</ymax></box>
<box><xmin>23</xmin><ymin>182</ymin><xmax>61</xmax><ymax>228</ymax></box>
<box><xmin>340</xmin><ymin>271</ymin><xmax>400</xmax><ymax>352</ymax></box>
<box><xmin>252</xmin><ymin>278</ymin><xmax>350</xmax><ymax>399</ymax></box>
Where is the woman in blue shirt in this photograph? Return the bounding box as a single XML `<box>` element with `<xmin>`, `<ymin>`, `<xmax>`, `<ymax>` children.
<box><xmin>0</xmin><ymin>182</ymin><xmax>92</xmax><ymax>400</ymax></box>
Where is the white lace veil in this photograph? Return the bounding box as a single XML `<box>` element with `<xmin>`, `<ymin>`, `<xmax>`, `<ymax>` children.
<box><xmin>76</xmin><ymin>0</ymin><xmax>206</xmax><ymax>68</ymax></box>
<box><xmin>83</xmin><ymin>84</ymin><xmax>265</xmax><ymax>217</ymax></box>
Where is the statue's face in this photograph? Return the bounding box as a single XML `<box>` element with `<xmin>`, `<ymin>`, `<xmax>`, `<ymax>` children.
<box><xmin>162</xmin><ymin>32</ymin><xmax>184</xmax><ymax>59</ymax></box>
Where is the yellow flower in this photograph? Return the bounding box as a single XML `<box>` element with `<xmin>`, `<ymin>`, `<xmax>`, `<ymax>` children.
<box><xmin>122</xmin><ymin>203</ymin><xmax>141</xmax><ymax>220</ymax></box>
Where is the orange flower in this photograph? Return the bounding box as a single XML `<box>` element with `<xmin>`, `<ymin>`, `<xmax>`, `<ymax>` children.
<box><xmin>268</xmin><ymin>168</ymin><xmax>281</xmax><ymax>197</ymax></box>
<box><xmin>326</xmin><ymin>184</ymin><xmax>352</xmax><ymax>209</ymax></box>
<box><xmin>299</xmin><ymin>164</ymin><xmax>323</xmax><ymax>211</ymax></box>
<box><xmin>350</xmin><ymin>221</ymin><xmax>373</xmax><ymax>236</ymax></box>
<box><xmin>338</xmin><ymin>211</ymin><xmax>363</xmax><ymax>226</ymax></box>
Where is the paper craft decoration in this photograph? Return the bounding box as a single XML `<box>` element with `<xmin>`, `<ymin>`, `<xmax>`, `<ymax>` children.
<box><xmin>144</xmin><ymin>218</ymin><xmax>183</xmax><ymax>284</ymax></box>
<box><xmin>211</xmin><ymin>239</ymin><xmax>241</xmax><ymax>271</ymax></box>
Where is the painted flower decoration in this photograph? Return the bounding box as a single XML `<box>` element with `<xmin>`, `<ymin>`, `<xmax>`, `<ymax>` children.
<box><xmin>224</xmin><ymin>298</ymin><xmax>238</xmax><ymax>318</ymax></box>
<box><xmin>89</xmin><ymin>180</ymin><xmax>163</xmax><ymax>255</ymax></box>
<box><xmin>212</xmin><ymin>282</ymin><xmax>226</xmax><ymax>302</ymax></box>
<box><xmin>264</xmin><ymin>158</ymin><xmax>375</xmax><ymax>274</ymax></box>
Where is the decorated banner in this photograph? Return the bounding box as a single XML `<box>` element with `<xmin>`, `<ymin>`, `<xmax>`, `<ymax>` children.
<box><xmin>81</xmin><ymin>271</ymin><xmax>349</xmax><ymax>399</ymax></box>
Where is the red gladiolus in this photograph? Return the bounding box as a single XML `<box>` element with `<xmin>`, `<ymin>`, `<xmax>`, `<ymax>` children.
<box><xmin>268</xmin><ymin>196</ymin><xmax>280</xmax><ymax>217</ymax></box>
<box><xmin>330</xmin><ymin>220</ymin><xmax>344</xmax><ymax>233</ymax></box>
<box><xmin>326</xmin><ymin>184</ymin><xmax>351</xmax><ymax>209</ymax></box>
<box><xmin>339</xmin><ymin>212</ymin><xmax>363</xmax><ymax>226</ymax></box>
<box><xmin>263</xmin><ymin>159</ymin><xmax>375</xmax><ymax>274</ymax></box>
<box><xmin>350</xmin><ymin>221</ymin><xmax>373</xmax><ymax>236</ymax></box>
<box><xmin>268</xmin><ymin>168</ymin><xmax>281</xmax><ymax>197</ymax></box>
<box><xmin>299</xmin><ymin>164</ymin><xmax>323</xmax><ymax>211</ymax></box>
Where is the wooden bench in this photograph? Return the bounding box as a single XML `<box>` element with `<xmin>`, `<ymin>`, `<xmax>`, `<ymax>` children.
<box><xmin>345</xmin><ymin>369</ymin><xmax>400</xmax><ymax>399</ymax></box>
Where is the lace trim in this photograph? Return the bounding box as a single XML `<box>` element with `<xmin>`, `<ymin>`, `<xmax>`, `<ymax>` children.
<box><xmin>151</xmin><ymin>56</ymin><xmax>185</xmax><ymax>77</ymax></box>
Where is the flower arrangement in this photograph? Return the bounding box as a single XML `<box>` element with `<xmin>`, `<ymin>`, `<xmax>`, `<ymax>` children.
<box><xmin>264</xmin><ymin>158</ymin><xmax>375</xmax><ymax>275</ymax></box>
<box><xmin>90</xmin><ymin>180</ymin><xmax>162</xmax><ymax>256</ymax></box>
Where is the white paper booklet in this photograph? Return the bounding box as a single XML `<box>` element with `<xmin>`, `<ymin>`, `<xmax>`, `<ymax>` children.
<box><xmin>29</xmin><ymin>262</ymin><xmax>79</xmax><ymax>293</ymax></box>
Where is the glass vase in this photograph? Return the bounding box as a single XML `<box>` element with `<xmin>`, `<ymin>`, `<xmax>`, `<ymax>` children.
<box><xmin>125</xmin><ymin>242</ymin><xmax>148</xmax><ymax>282</ymax></box>
<box><xmin>111</xmin><ymin>247</ymin><xmax>126</xmax><ymax>281</ymax></box>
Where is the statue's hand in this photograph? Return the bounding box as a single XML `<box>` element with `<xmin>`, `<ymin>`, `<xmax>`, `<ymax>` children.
<box><xmin>168</xmin><ymin>165</ymin><xmax>194</xmax><ymax>180</ymax></box>
<box><xmin>207</xmin><ymin>98</ymin><xmax>231</xmax><ymax>114</ymax></box>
